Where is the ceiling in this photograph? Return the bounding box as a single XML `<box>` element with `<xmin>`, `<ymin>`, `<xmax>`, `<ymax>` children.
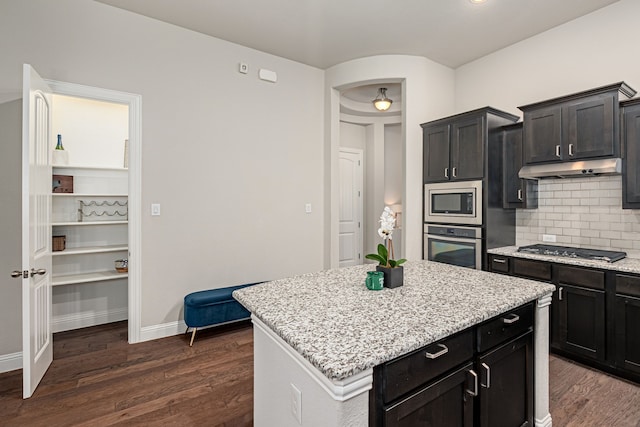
<box><xmin>96</xmin><ymin>0</ymin><xmax>619</xmax><ymax>70</ymax></box>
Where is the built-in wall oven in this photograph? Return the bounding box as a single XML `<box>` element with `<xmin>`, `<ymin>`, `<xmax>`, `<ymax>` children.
<box><xmin>424</xmin><ymin>224</ymin><xmax>482</xmax><ymax>269</ymax></box>
<box><xmin>424</xmin><ymin>180</ymin><xmax>482</xmax><ymax>225</ymax></box>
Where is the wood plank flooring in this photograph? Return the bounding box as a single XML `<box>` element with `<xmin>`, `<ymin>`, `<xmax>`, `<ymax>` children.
<box><xmin>1</xmin><ymin>321</ymin><xmax>639</xmax><ymax>426</ymax></box>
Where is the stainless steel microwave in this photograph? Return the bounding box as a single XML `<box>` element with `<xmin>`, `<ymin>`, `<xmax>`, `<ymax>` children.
<box><xmin>424</xmin><ymin>180</ymin><xmax>483</xmax><ymax>225</ymax></box>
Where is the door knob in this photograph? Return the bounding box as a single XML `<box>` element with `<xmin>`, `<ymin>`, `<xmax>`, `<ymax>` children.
<box><xmin>11</xmin><ymin>270</ymin><xmax>26</xmax><ymax>278</ymax></box>
<box><xmin>30</xmin><ymin>268</ymin><xmax>47</xmax><ymax>277</ymax></box>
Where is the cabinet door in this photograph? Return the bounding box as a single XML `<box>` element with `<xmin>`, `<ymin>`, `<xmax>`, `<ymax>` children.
<box><xmin>523</xmin><ymin>105</ymin><xmax>562</xmax><ymax>164</ymax></box>
<box><xmin>622</xmin><ymin>103</ymin><xmax>640</xmax><ymax>208</ymax></box>
<box><xmin>478</xmin><ymin>332</ymin><xmax>533</xmax><ymax>427</ymax></box>
<box><xmin>503</xmin><ymin>125</ymin><xmax>538</xmax><ymax>209</ymax></box>
<box><xmin>567</xmin><ymin>96</ymin><xmax>616</xmax><ymax>159</ymax></box>
<box><xmin>383</xmin><ymin>363</ymin><xmax>474</xmax><ymax>427</ymax></box>
<box><xmin>423</xmin><ymin>123</ymin><xmax>451</xmax><ymax>183</ymax></box>
<box><xmin>554</xmin><ymin>284</ymin><xmax>606</xmax><ymax>361</ymax></box>
<box><xmin>615</xmin><ymin>293</ymin><xmax>640</xmax><ymax>375</ymax></box>
<box><xmin>450</xmin><ymin>116</ymin><xmax>484</xmax><ymax>180</ymax></box>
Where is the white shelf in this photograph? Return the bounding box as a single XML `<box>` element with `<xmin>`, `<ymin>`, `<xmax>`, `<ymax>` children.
<box><xmin>52</xmin><ymin>165</ymin><xmax>128</xmax><ymax>172</ymax></box>
<box><xmin>52</xmin><ymin>221</ymin><xmax>128</xmax><ymax>226</ymax></box>
<box><xmin>53</xmin><ymin>193</ymin><xmax>128</xmax><ymax>197</ymax></box>
<box><xmin>52</xmin><ymin>271</ymin><xmax>128</xmax><ymax>286</ymax></box>
<box><xmin>52</xmin><ymin>245</ymin><xmax>128</xmax><ymax>256</ymax></box>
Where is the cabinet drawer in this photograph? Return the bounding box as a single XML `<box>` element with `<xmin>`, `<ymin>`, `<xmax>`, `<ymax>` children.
<box><xmin>512</xmin><ymin>258</ymin><xmax>551</xmax><ymax>281</ymax></box>
<box><xmin>477</xmin><ymin>303</ymin><xmax>534</xmax><ymax>353</ymax></box>
<box><xmin>490</xmin><ymin>256</ymin><xmax>510</xmax><ymax>273</ymax></box>
<box><xmin>382</xmin><ymin>329</ymin><xmax>474</xmax><ymax>403</ymax></box>
<box><xmin>557</xmin><ymin>265</ymin><xmax>604</xmax><ymax>290</ymax></box>
<box><xmin>616</xmin><ymin>274</ymin><xmax>640</xmax><ymax>298</ymax></box>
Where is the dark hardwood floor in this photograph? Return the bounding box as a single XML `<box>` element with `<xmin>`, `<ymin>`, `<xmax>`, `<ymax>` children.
<box><xmin>1</xmin><ymin>321</ymin><xmax>639</xmax><ymax>426</ymax></box>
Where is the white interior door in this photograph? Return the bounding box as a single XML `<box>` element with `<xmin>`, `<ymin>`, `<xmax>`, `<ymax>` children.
<box><xmin>21</xmin><ymin>64</ymin><xmax>53</xmax><ymax>398</ymax></box>
<box><xmin>338</xmin><ymin>149</ymin><xmax>363</xmax><ymax>267</ymax></box>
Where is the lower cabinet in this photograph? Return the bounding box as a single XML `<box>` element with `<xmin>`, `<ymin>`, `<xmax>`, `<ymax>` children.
<box><xmin>371</xmin><ymin>303</ymin><xmax>533</xmax><ymax>426</ymax></box>
<box><xmin>383</xmin><ymin>363</ymin><xmax>475</xmax><ymax>427</ymax></box>
<box><xmin>477</xmin><ymin>332</ymin><xmax>533</xmax><ymax>427</ymax></box>
<box><xmin>554</xmin><ymin>283</ymin><xmax>606</xmax><ymax>361</ymax></box>
<box><xmin>488</xmin><ymin>254</ymin><xmax>640</xmax><ymax>383</ymax></box>
<box><xmin>615</xmin><ymin>274</ymin><xmax>640</xmax><ymax>374</ymax></box>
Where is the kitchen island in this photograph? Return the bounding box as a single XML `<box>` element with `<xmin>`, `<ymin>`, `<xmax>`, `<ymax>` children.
<box><xmin>233</xmin><ymin>261</ymin><xmax>555</xmax><ymax>426</ymax></box>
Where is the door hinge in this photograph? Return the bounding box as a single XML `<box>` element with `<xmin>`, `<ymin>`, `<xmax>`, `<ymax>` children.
<box><xmin>358</xmin><ymin>253</ymin><xmax>361</xmax><ymax>259</ymax></box>
<box><xmin>358</xmin><ymin>222</ymin><xmax>361</xmax><ymax>228</ymax></box>
<box><xmin>358</xmin><ymin>190</ymin><xmax>361</xmax><ymax>197</ymax></box>
<box><xmin>358</xmin><ymin>160</ymin><xmax>361</xmax><ymax>166</ymax></box>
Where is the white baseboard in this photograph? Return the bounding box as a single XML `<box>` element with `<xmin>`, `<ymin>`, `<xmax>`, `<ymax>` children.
<box><xmin>0</xmin><ymin>351</ymin><xmax>22</xmax><ymax>373</ymax></box>
<box><xmin>52</xmin><ymin>307</ymin><xmax>128</xmax><ymax>333</ymax></box>
<box><xmin>139</xmin><ymin>319</ymin><xmax>187</xmax><ymax>342</ymax></box>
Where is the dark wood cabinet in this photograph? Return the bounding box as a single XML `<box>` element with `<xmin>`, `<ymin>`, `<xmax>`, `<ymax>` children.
<box><xmin>422</xmin><ymin>108</ymin><xmax>518</xmax><ymax>183</ymax></box>
<box><xmin>501</xmin><ymin>123</ymin><xmax>538</xmax><ymax>209</ymax></box>
<box><xmin>621</xmin><ymin>99</ymin><xmax>640</xmax><ymax>209</ymax></box>
<box><xmin>488</xmin><ymin>254</ymin><xmax>640</xmax><ymax>383</ymax></box>
<box><xmin>477</xmin><ymin>332</ymin><xmax>533</xmax><ymax>427</ymax></box>
<box><xmin>383</xmin><ymin>363</ymin><xmax>475</xmax><ymax>427</ymax></box>
<box><xmin>371</xmin><ymin>303</ymin><xmax>534</xmax><ymax>426</ymax></box>
<box><xmin>553</xmin><ymin>266</ymin><xmax>606</xmax><ymax>361</ymax></box>
<box><xmin>614</xmin><ymin>274</ymin><xmax>640</xmax><ymax>374</ymax></box>
<box><xmin>519</xmin><ymin>82</ymin><xmax>635</xmax><ymax>165</ymax></box>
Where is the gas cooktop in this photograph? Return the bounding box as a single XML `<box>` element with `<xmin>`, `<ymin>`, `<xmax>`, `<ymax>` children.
<box><xmin>517</xmin><ymin>244</ymin><xmax>627</xmax><ymax>263</ymax></box>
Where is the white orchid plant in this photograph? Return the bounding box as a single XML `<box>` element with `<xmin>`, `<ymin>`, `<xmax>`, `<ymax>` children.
<box><xmin>365</xmin><ymin>206</ymin><xmax>407</xmax><ymax>268</ymax></box>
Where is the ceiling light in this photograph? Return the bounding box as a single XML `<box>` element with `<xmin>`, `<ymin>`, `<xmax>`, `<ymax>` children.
<box><xmin>372</xmin><ymin>88</ymin><xmax>393</xmax><ymax>111</ymax></box>
<box><xmin>469</xmin><ymin>0</ymin><xmax>487</xmax><ymax>3</ymax></box>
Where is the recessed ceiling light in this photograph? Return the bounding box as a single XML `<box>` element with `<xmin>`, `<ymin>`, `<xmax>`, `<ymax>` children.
<box><xmin>469</xmin><ymin>0</ymin><xmax>487</xmax><ymax>3</ymax></box>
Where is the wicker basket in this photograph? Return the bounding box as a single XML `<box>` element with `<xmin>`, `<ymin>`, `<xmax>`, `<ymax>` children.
<box><xmin>52</xmin><ymin>236</ymin><xmax>66</xmax><ymax>252</ymax></box>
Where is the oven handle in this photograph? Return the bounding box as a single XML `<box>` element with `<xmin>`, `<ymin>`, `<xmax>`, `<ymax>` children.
<box><xmin>426</xmin><ymin>234</ymin><xmax>481</xmax><ymax>243</ymax></box>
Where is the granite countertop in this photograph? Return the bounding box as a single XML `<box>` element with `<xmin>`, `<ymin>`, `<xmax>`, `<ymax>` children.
<box><xmin>488</xmin><ymin>246</ymin><xmax>640</xmax><ymax>274</ymax></box>
<box><xmin>233</xmin><ymin>260</ymin><xmax>555</xmax><ymax>381</ymax></box>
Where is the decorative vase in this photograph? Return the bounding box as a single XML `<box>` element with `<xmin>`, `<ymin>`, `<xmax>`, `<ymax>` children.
<box><xmin>376</xmin><ymin>265</ymin><xmax>403</xmax><ymax>288</ymax></box>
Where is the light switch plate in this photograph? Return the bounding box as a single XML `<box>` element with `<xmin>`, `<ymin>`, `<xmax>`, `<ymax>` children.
<box><xmin>305</xmin><ymin>203</ymin><xmax>312</xmax><ymax>213</ymax></box>
<box><xmin>151</xmin><ymin>203</ymin><xmax>161</xmax><ymax>216</ymax></box>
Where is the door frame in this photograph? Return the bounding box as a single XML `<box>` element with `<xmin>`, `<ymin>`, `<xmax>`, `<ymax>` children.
<box><xmin>45</xmin><ymin>79</ymin><xmax>143</xmax><ymax>344</ymax></box>
<box><xmin>338</xmin><ymin>147</ymin><xmax>364</xmax><ymax>266</ymax></box>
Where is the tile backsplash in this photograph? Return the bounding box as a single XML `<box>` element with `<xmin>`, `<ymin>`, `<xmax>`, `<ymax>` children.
<box><xmin>516</xmin><ymin>175</ymin><xmax>640</xmax><ymax>258</ymax></box>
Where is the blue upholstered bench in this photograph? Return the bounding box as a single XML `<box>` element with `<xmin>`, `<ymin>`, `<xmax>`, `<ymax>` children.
<box><xmin>184</xmin><ymin>282</ymin><xmax>260</xmax><ymax>346</ymax></box>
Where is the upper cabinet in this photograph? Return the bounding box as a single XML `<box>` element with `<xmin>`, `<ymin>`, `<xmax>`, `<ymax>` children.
<box><xmin>422</xmin><ymin>108</ymin><xmax>518</xmax><ymax>183</ymax></box>
<box><xmin>501</xmin><ymin>123</ymin><xmax>538</xmax><ymax>209</ymax></box>
<box><xmin>519</xmin><ymin>82</ymin><xmax>636</xmax><ymax>165</ymax></box>
<box><xmin>621</xmin><ymin>98</ymin><xmax>640</xmax><ymax>209</ymax></box>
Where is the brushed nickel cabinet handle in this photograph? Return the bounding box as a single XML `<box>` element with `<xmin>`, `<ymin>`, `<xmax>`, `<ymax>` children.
<box><xmin>467</xmin><ymin>370</ymin><xmax>478</xmax><ymax>396</ymax></box>
<box><xmin>502</xmin><ymin>313</ymin><xmax>520</xmax><ymax>324</ymax></box>
<box><xmin>452</xmin><ymin>167</ymin><xmax>457</xmax><ymax>178</ymax></box>
<box><xmin>481</xmin><ymin>362</ymin><xmax>491</xmax><ymax>388</ymax></box>
<box><xmin>569</xmin><ymin>143</ymin><xmax>574</xmax><ymax>156</ymax></box>
<box><xmin>425</xmin><ymin>343</ymin><xmax>449</xmax><ymax>359</ymax></box>
<box><xmin>444</xmin><ymin>167</ymin><xmax>449</xmax><ymax>178</ymax></box>
<box><xmin>555</xmin><ymin>145</ymin><xmax>561</xmax><ymax>157</ymax></box>
<box><xmin>559</xmin><ymin>286</ymin><xmax>563</xmax><ymax>301</ymax></box>
<box><xmin>493</xmin><ymin>258</ymin><xmax>507</xmax><ymax>264</ymax></box>
<box><xmin>517</xmin><ymin>189</ymin><xmax>523</xmax><ymax>201</ymax></box>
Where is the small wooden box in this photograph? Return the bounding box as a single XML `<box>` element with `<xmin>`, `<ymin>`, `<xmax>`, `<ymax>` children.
<box><xmin>52</xmin><ymin>236</ymin><xmax>66</xmax><ymax>252</ymax></box>
<box><xmin>53</xmin><ymin>175</ymin><xmax>73</xmax><ymax>193</ymax></box>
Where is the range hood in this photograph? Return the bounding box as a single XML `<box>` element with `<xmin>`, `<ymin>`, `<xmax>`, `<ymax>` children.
<box><xmin>518</xmin><ymin>158</ymin><xmax>622</xmax><ymax>179</ymax></box>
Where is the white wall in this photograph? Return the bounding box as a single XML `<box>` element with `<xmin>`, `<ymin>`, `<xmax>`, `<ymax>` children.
<box><xmin>455</xmin><ymin>0</ymin><xmax>640</xmax><ymax>116</ymax></box>
<box><xmin>0</xmin><ymin>0</ymin><xmax>324</xmax><ymax>333</ymax></box>
<box><xmin>52</xmin><ymin>95</ymin><xmax>129</xmax><ymax>167</ymax></box>
<box><xmin>0</xmin><ymin>99</ymin><xmax>23</xmax><ymax>363</ymax></box>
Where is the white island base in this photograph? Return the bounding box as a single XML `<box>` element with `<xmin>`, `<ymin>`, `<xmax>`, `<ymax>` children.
<box><xmin>252</xmin><ymin>294</ymin><xmax>553</xmax><ymax>427</ymax></box>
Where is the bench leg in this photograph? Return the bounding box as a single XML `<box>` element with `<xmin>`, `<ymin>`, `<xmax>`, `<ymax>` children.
<box><xmin>189</xmin><ymin>328</ymin><xmax>197</xmax><ymax>347</ymax></box>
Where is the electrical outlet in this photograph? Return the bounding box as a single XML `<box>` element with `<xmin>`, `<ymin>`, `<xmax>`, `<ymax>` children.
<box><xmin>239</xmin><ymin>63</ymin><xmax>248</xmax><ymax>74</ymax></box>
<box><xmin>290</xmin><ymin>383</ymin><xmax>302</xmax><ymax>424</ymax></box>
<box><xmin>542</xmin><ymin>234</ymin><xmax>556</xmax><ymax>243</ymax></box>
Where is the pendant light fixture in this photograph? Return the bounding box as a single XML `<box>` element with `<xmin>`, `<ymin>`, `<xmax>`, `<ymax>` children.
<box><xmin>372</xmin><ymin>87</ymin><xmax>393</xmax><ymax>111</ymax></box>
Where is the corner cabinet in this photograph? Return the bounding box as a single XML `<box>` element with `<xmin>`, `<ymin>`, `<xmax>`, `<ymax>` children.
<box><xmin>422</xmin><ymin>108</ymin><xmax>519</xmax><ymax>183</ymax></box>
<box><xmin>501</xmin><ymin>123</ymin><xmax>538</xmax><ymax>209</ymax></box>
<box><xmin>621</xmin><ymin>98</ymin><xmax>640</xmax><ymax>209</ymax></box>
<box><xmin>519</xmin><ymin>82</ymin><xmax>636</xmax><ymax>165</ymax></box>
<box><xmin>51</xmin><ymin>166</ymin><xmax>128</xmax><ymax>288</ymax></box>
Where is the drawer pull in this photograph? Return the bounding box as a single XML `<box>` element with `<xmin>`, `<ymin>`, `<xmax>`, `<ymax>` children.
<box><xmin>502</xmin><ymin>313</ymin><xmax>520</xmax><ymax>324</ymax></box>
<box><xmin>559</xmin><ymin>286</ymin><xmax>563</xmax><ymax>301</ymax></box>
<box><xmin>467</xmin><ymin>369</ymin><xmax>478</xmax><ymax>396</ymax></box>
<box><xmin>425</xmin><ymin>343</ymin><xmax>449</xmax><ymax>359</ymax></box>
<box><xmin>493</xmin><ymin>258</ymin><xmax>507</xmax><ymax>264</ymax></box>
